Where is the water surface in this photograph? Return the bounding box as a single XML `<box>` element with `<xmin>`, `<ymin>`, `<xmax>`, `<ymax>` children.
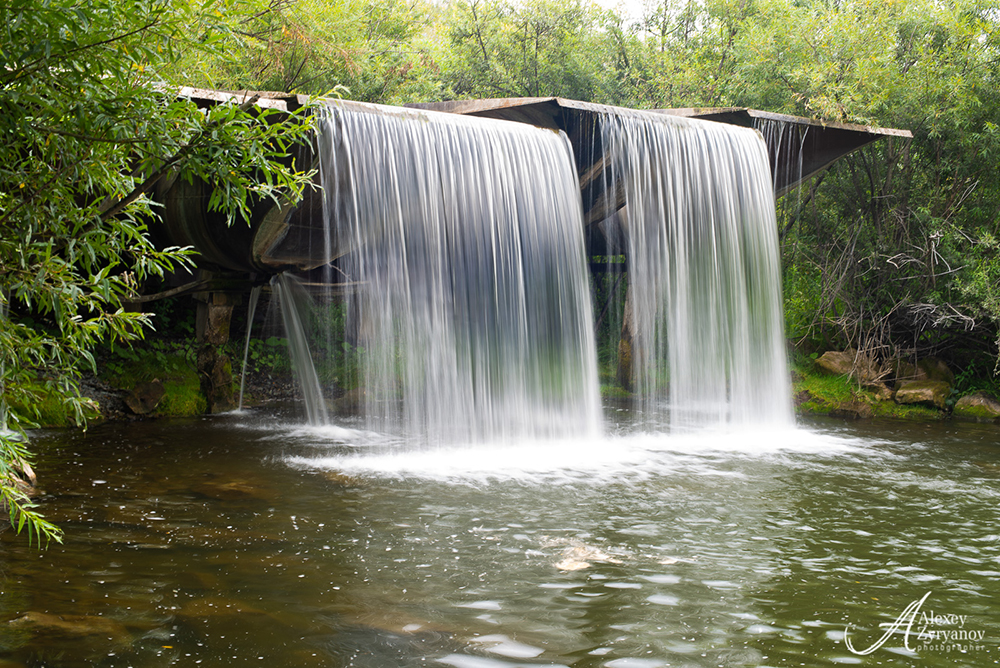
<box><xmin>2</xmin><ymin>411</ymin><xmax>998</xmax><ymax>667</ymax></box>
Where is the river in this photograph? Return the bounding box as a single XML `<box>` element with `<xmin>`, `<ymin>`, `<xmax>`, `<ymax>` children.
<box><xmin>1</xmin><ymin>407</ymin><xmax>998</xmax><ymax>667</ymax></box>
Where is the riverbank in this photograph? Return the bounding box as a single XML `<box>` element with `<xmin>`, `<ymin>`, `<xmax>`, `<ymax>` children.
<box><xmin>22</xmin><ymin>340</ymin><xmax>1000</xmax><ymax>428</ymax></box>
<box><xmin>789</xmin><ymin>349</ymin><xmax>1000</xmax><ymax>424</ymax></box>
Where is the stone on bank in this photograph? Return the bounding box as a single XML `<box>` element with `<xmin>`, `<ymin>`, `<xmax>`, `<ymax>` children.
<box><xmin>953</xmin><ymin>391</ymin><xmax>1000</xmax><ymax>423</ymax></box>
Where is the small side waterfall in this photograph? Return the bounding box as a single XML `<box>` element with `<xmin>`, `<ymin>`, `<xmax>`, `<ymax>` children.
<box><xmin>273</xmin><ymin>274</ymin><xmax>329</xmax><ymax>426</ymax></box>
<box><xmin>314</xmin><ymin>102</ymin><xmax>602</xmax><ymax>444</ymax></box>
<box><xmin>600</xmin><ymin>111</ymin><xmax>793</xmax><ymax>429</ymax></box>
<box><xmin>237</xmin><ymin>284</ymin><xmax>262</xmax><ymax>411</ymax></box>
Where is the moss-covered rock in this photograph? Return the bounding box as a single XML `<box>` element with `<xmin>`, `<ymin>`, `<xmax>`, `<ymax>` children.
<box><xmin>795</xmin><ymin>388</ymin><xmax>873</xmax><ymax>419</ymax></box>
<box><xmin>792</xmin><ymin>366</ymin><xmax>873</xmax><ymax>418</ymax></box>
<box><xmin>895</xmin><ymin>380</ymin><xmax>952</xmax><ymax>410</ymax></box>
<box><xmin>124</xmin><ymin>379</ymin><xmax>166</xmax><ymax>415</ymax></box>
<box><xmin>891</xmin><ymin>358</ymin><xmax>928</xmax><ymax>387</ymax></box>
<box><xmin>155</xmin><ymin>376</ymin><xmax>208</xmax><ymax>417</ymax></box>
<box><xmin>99</xmin><ymin>345</ymin><xmax>212</xmax><ymax>418</ymax></box>
<box><xmin>890</xmin><ymin>357</ymin><xmax>954</xmax><ymax>389</ymax></box>
<box><xmin>953</xmin><ymin>391</ymin><xmax>1000</xmax><ymax>422</ymax></box>
<box><xmin>918</xmin><ymin>357</ymin><xmax>955</xmax><ymax>384</ymax></box>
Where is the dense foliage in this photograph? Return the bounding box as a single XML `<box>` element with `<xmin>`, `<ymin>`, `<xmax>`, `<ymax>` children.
<box><xmin>0</xmin><ymin>0</ymin><xmax>313</xmax><ymax>543</ymax></box>
<box><xmin>3</xmin><ymin>0</ymin><xmax>1000</xmax><ymax>541</ymax></box>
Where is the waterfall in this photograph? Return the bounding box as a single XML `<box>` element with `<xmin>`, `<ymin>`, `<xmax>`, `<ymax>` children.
<box><xmin>314</xmin><ymin>102</ymin><xmax>602</xmax><ymax>444</ymax></box>
<box><xmin>237</xmin><ymin>284</ymin><xmax>262</xmax><ymax>411</ymax></box>
<box><xmin>273</xmin><ymin>274</ymin><xmax>330</xmax><ymax>426</ymax></box>
<box><xmin>600</xmin><ymin>110</ymin><xmax>793</xmax><ymax>429</ymax></box>
<box><xmin>272</xmin><ymin>100</ymin><xmax>793</xmax><ymax>437</ymax></box>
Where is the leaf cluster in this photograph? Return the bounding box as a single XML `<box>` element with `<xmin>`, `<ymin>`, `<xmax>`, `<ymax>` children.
<box><xmin>0</xmin><ymin>0</ymin><xmax>313</xmax><ymax>543</ymax></box>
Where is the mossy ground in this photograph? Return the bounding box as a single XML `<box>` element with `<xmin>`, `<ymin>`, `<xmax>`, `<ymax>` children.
<box><xmin>600</xmin><ymin>384</ymin><xmax>632</xmax><ymax>399</ymax></box>
<box><xmin>597</xmin><ymin>352</ymin><xmax>948</xmax><ymax>420</ymax></box>
<box><xmin>954</xmin><ymin>404</ymin><xmax>997</xmax><ymax>421</ymax></box>
<box><xmin>598</xmin><ymin>352</ymin><xmax>633</xmax><ymax>400</ymax></box>
<box><xmin>790</xmin><ymin>358</ymin><xmax>943</xmax><ymax>421</ymax></box>
<box><xmin>63</xmin><ymin>322</ymin><xmax>980</xmax><ymax>426</ymax></box>
<box><xmin>7</xmin><ymin>379</ymin><xmax>101</xmax><ymax>429</ymax></box>
<box><xmin>99</xmin><ymin>344</ymin><xmax>208</xmax><ymax>417</ymax></box>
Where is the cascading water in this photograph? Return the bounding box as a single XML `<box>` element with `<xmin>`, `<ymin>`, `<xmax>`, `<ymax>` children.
<box><xmin>237</xmin><ymin>284</ymin><xmax>262</xmax><ymax>411</ymax></box>
<box><xmin>753</xmin><ymin>117</ymin><xmax>809</xmax><ymax>198</ymax></box>
<box><xmin>273</xmin><ymin>273</ymin><xmax>330</xmax><ymax>426</ymax></box>
<box><xmin>599</xmin><ymin>110</ymin><xmax>793</xmax><ymax>429</ymax></box>
<box><xmin>313</xmin><ymin>102</ymin><xmax>602</xmax><ymax>444</ymax></box>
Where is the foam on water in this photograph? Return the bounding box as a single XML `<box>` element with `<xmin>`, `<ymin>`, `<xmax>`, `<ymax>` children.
<box><xmin>280</xmin><ymin>424</ymin><xmax>871</xmax><ymax>485</ymax></box>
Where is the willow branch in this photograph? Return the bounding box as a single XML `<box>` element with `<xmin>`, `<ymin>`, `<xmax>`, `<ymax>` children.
<box><xmin>97</xmin><ymin>94</ymin><xmax>262</xmax><ymax>222</ymax></box>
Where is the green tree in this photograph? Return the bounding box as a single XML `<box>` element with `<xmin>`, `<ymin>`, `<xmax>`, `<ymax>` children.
<box><xmin>752</xmin><ymin>0</ymin><xmax>1000</xmax><ymax>365</ymax></box>
<box><xmin>180</xmin><ymin>0</ymin><xmax>445</xmax><ymax>103</ymax></box>
<box><xmin>443</xmin><ymin>0</ymin><xmax>613</xmax><ymax>100</ymax></box>
<box><xmin>0</xmin><ymin>0</ymin><xmax>313</xmax><ymax>544</ymax></box>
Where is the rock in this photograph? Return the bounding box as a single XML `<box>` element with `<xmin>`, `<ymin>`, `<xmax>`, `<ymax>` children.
<box><xmin>828</xmin><ymin>400</ymin><xmax>874</xmax><ymax>420</ymax></box>
<box><xmin>890</xmin><ymin>357</ymin><xmax>953</xmax><ymax>389</ymax></box>
<box><xmin>953</xmin><ymin>391</ymin><xmax>1000</xmax><ymax>422</ymax></box>
<box><xmin>80</xmin><ymin>374</ymin><xmax>130</xmax><ymax>420</ymax></box>
<box><xmin>554</xmin><ymin>557</ymin><xmax>590</xmax><ymax>571</ymax></box>
<box><xmin>541</xmin><ymin>536</ymin><xmax>623</xmax><ymax>571</ymax></box>
<box><xmin>124</xmin><ymin>378</ymin><xmax>165</xmax><ymax>415</ymax></box>
<box><xmin>7</xmin><ymin>611</ymin><xmax>130</xmax><ymax>645</ymax></box>
<box><xmin>863</xmin><ymin>382</ymin><xmax>893</xmax><ymax>401</ymax></box>
<box><xmin>918</xmin><ymin>357</ymin><xmax>955</xmax><ymax>384</ymax></box>
<box><xmin>815</xmin><ymin>349</ymin><xmax>858</xmax><ymax>376</ymax></box>
<box><xmin>559</xmin><ymin>543</ymin><xmax>622</xmax><ymax>564</ymax></box>
<box><xmin>793</xmin><ymin>390</ymin><xmax>813</xmax><ymax>408</ymax></box>
<box><xmin>894</xmin><ymin>380</ymin><xmax>951</xmax><ymax>410</ymax></box>
<box><xmin>815</xmin><ymin>349</ymin><xmax>886</xmax><ymax>388</ymax></box>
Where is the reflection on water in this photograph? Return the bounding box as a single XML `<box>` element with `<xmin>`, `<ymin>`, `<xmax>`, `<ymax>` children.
<box><xmin>2</xmin><ymin>410</ymin><xmax>999</xmax><ymax>667</ymax></box>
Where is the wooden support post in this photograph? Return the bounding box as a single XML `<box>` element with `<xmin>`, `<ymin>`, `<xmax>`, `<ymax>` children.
<box><xmin>195</xmin><ymin>288</ymin><xmax>239</xmax><ymax>414</ymax></box>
